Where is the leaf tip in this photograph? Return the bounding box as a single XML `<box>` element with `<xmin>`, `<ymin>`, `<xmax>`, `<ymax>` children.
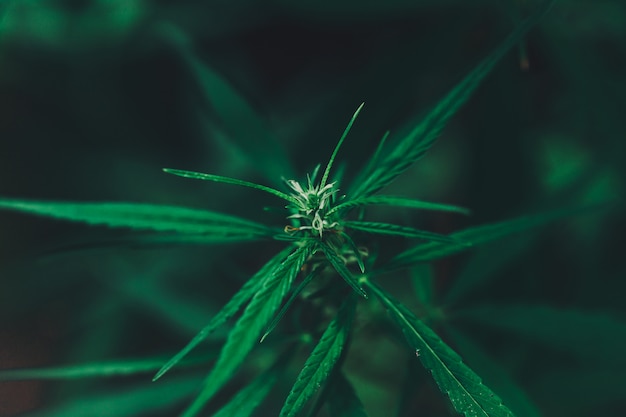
<box><xmin>152</xmin><ymin>368</ymin><xmax>166</xmax><ymax>382</ymax></box>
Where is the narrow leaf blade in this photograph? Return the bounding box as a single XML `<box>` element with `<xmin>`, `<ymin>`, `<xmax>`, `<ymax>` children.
<box><xmin>445</xmin><ymin>327</ymin><xmax>542</xmax><ymax>417</ymax></box>
<box><xmin>153</xmin><ymin>246</ymin><xmax>294</xmax><ymax>381</ymax></box>
<box><xmin>329</xmin><ymin>195</ymin><xmax>470</xmax><ymax>216</ymax></box>
<box><xmin>181</xmin><ymin>243</ymin><xmax>315</xmax><ymax>417</ymax></box>
<box><xmin>280</xmin><ymin>296</ymin><xmax>357</xmax><ymax>417</ymax></box>
<box><xmin>320</xmin><ymin>102</ymin><xmax>365</xmax><ymax>188</ymax></box>
<box><xmin>344</xmin><ymin>220</ymin><xmax>469</xmax><ymax>245</ymax></box>
<box><xmin>382</xmin><ymin>203</ymin><xmax>606</xmax><ymax>273</ymax></box>
<box><xmin>327</xmin><ymin>372</ymin><xmax>369</xmax><ymax>417</ymax></box>
<box><xmin>0</xmin><ymin>199</ymin><xmax>274</xmax><ymax>238</ymax></box>
<box><xmin>212</xmin><ymin>367</ymin><xmax>279</xmax><ymax>417</ymax></box>
<box><xmin>321</xmin><ymin>242</ymin><xmax>368</xmax><ymax>298</ymax></box>
<box><xmin>261</xmin><ymin>268</ymin><xmax>320</xmax><ymax>343</ymax></box>
<box><xmin>0</xmin><ymin>356</ymin><xmax>209</xmax><ymax>381</ymax></box>
<box><xmin>163</xmin><ymin>169</ymin><xmax>298</xmax><ymax>204</ymax></box>
<box><xmin>350</xmin><ymin>0</ymin><xmax>555</xmax><ymax>198</ymax></box>
<box><xmin>366</xmin><ymin>281</ymin><xmax>515</xmax><ymax>417</ymax></box>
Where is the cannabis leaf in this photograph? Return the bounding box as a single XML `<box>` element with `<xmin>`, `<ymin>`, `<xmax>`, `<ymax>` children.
<box><xmin>0</xmin><ymin>199</ymin><xmax>275</xmax><ymax>241</ymax></box>
<box><xmin>154</xmin><ymin>245</ymin><xmax>294</xmax><ymax>381</ymax></box>
<box><xmin>327</xmin><ymin>372</ymin><xmax>369</xmax><ymax>417</ymax></box>
<box><xmin>349</xmin><ymin>0</ymin><xmax>556</xmax><ymax>199</ymax></box>
<box><xmin>367</xmin><ymin>280</ymin><xmax>515</xmax><ymax>417</ymax></box>
<box><xmin>212</xmin><ymin>366</ymin><xmax>279</xmax><ymax>417</ymax></box>
<box><xmin>381</xmin><ymin>203</ymin><xmax>604</xmax><ymax>273</ymax></box>
<box><xmin>180</xmin><ymin>243</ymin><xmax>315</xmax><ymax>417</ymax></box>
<box><xmin>280</xmin><ymin>295</ymin><xmax>356</xmax><ymax>417</ymax></box>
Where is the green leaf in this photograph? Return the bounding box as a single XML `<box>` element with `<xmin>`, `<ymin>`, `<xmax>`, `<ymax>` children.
<box><xmin>181</xmin><ymin>243</ymin><xmax>315</xmax><ymax>417</ymax></box>
<box><xmin>161</xmin><ymin>23</ymin><xmax>294</xmax><ymax>183</ymax></box>
<box><xmin>280</xmin><ymin>296</ymin><xmax>357</xmax><ymax>417</ymax></box>
<box><xmin>320</xmin><ymin>102</ymin><xmax>365</xmax><ymax>188</ymax></box>
<box><xmin>327</xmin><ymin>372</ymin><xmax>369</xmax><ymax>417</ymax></box>
<box><xmin>410</xmin><ymin>263</ymin><xmax>436</xmax><ymax>309</ymax></box>
<box><xmin>163</xmin><ymin>169</ymin><xmax>298</xmax><ymax>205</ymax></box>
<box><xmin>349</xmin><ymin>0</ymin><xmax>556</xmax><ymax>199</ymax></box>
<box><xmin>443</xmin><ymin>235</ymin><xmax>535</xmax><ymax>307</ymax></box>
<box><xmin>366</xmin><ymin>280</ymin><xmax>515</xmax><ymax>417</ymax></box>
<box><xmin>344</xmin><ymin>220</ymin><xmax>468</xmax><ymax>245</ymax></box>
<box><xmin>457</xmin><ymin>305</ymin><xmax>626</xmax><ymax>366</ymax></box>
<box><xmin>0</xmin><ymin>356</ymin><xmax>210</xmax><ymax>381</ymax></box>
<box><xmin>20</xmin><ymin>375</ymin><xmax>202</xmax><ymax>417</ymax></box>
<box><xmin>445</xmin><ymin>327</ymin><xmax>541</xmax><ymax>417</ymax></box>
<box><xmin>0</xmin><ymin>199</ymin><xmax>274</xmax><ymax>239</ymax></box>
<box><xmin>357</xmin><ymin>131</ymin><xmax>390</xmax><ymax>188</ymax></box>
<box><xmin>328</xmin><ymin>195</ymin><xmax>470</xmax><ymax>216</ymax></box>
<box><xmin>320</xmin><ymin>242</ymin><xmax>368</xmax><ymax>298</ymax></box>
<box><xmin>340</xmin><ymin>231</ymin><xmax>366</xmax><ymax>273</ymax></box>
<box><xmin>381</xmin><ymin>203</ymin><xmax>605</xmax><ymax>273</ymax></box>
<box><xmin>212</xmin><ymin>367</ymin><xmax>279</xmax><ymax>417</ymax></box>
<box><xmin>153</xmin><ymin>245</ymin><xmax>294</xmax><ymax>381</ymax></box>
<box><xmin>261</xmin><ymin>268</ymin><xmax>320</xmax><ymax>343</ymax></box>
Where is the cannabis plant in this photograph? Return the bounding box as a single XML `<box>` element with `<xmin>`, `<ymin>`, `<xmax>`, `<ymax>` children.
<box><xmin>4</xmin><ymin>1</ymin><xmax>620</xmax><ymax>416</ymax></box>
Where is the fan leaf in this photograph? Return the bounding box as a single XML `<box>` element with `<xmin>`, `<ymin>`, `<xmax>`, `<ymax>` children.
<box><xmin>366</xmin><ymin>281</ymin><xmax>515</xmax><ymax>417</ymax></box>
<box><xmin>0</xmin><ymin>199</ymin><xmax>273</xmax><ymax>240</ymax></box>
<box><xmin>279</xmin><ymin>296</ymin><xmax>356</xmax><ymax>417</ymax></box>
<box><xmin>153</xmin><ymin>246</ymin><xmax>294</xmax><ymax>381</ymax></box>
<box><xmin>349</xmin><ymin>0</ymin><xmax>555</xmax><ymax>199</ymax></box>
<box><xmin>320</xmin><ymin>241</ymin><xmax>368</xmax><ymax>298</ymax></box>
<box><xmin>381</xmin><ymin>203</ymin><xmax>605</xmax><ymax>273</ymax></box>
<box><xmin>180</xmin><ymin>243</ymin><xmax>315</xmax><ymax>417</ymax></box>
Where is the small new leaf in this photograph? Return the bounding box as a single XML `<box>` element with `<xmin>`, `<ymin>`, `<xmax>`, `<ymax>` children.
<box><xmin>261</xmin><ymin>267</ymin><xmax>320</xmax><ymax>343</ymax></box>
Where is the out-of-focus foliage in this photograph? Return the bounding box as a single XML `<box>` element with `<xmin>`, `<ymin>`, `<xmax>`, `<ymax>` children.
<box><xmin>1</xmin><ymin>0</ymin><xmax>625</xmax><ymax>416</ymax></box>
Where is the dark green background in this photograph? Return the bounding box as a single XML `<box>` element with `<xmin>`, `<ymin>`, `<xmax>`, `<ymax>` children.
<box><xmin>1</xmin><ymin>1</ymin><xmax>624</xmax><ymax>416</ymax></box>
